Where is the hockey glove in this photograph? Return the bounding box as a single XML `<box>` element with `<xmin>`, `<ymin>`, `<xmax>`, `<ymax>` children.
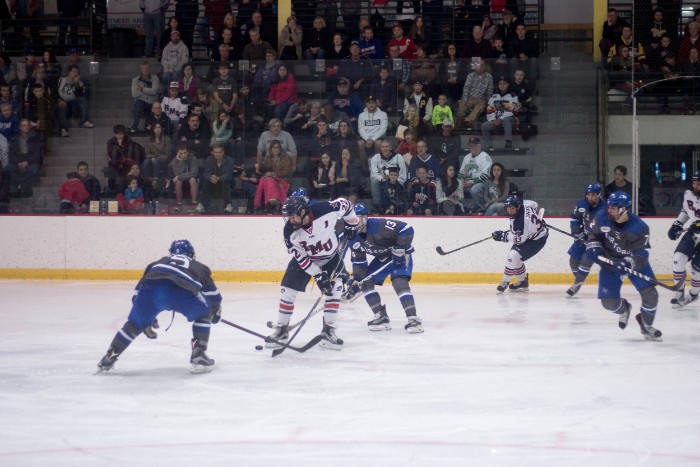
<box><xmin>211</xmin><ymin>303</ymin><xmax>222</xmax><ymax>324</ymax></box>
<box><xmin>612</xmin><ymin>256</ymin><xmax>635</xmax><ymax>271</ymax></box>
<box><xmin>344</xmin><ymin>220</ymin><xmax>359</xmax><ymax>240</ymax></box>
<box><xmin>668</xmin><ymin>221</ymin><xmax>684</xmax><ymax>240</ymax></box>
<box><xmin>391</xmin><ymin>247</ymin><xmax>407</xmax><ymax>268</ymax></box>
<box><xmin>586</xmin><ymin>241</ymin><xmax>604</xmax><ymax>262</ymax></box>
<box><xmin>492</xmin><ymin>230</ymin><xmax>508</xmax><ymax>242</ymax></box>
<box><xmin>314</xmin><ymin>271</ymin><xmax>333</xmax><ymax>295</ymax></box>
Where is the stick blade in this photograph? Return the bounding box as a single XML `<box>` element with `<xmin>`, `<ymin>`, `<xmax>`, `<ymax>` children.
<box><xmin>435</xmin><ymin>246</ymin><xmax>447</xmax><ymax>255</ymax></box>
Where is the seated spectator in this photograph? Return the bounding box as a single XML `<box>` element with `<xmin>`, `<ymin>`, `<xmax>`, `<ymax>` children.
<box><xmin>509</xmin><ymin>69</ymin><xmax>535</xmax><ymax>123</ymax></box>
<box><xmin>278</xmin><ymin>15</ymin><xmax>303</xmax><ymax>60</ymax></box>
<box><xmin>251</xmin><ymin>49</ymin><xmax>280</xmax><ymax>103</ymax></box>
<box><xmin>211</xmin><ymin>63</ymin><xmax>239</xmax><ymax>117</ymax></box>
<box><xmin>397</xmin><ymin>102</ymin><xmax>431</xmax><ymax>142</ymax></box>
<box><xmin>407</xmin><ymin>139</ymin><xmax>441</xmax><ymax>180</ymax></box>
<box><xmin>178</xmin><ymin>63</ymin><xmax>200</xmax><ymax>103</ymax></box>
<box><xmin>458</xmin><ymin>136</ymin><xmax>492</xmax><ymax>213</ymax></box>
<box><xmin>284</xmin><ymin>98</ymin><xmax>318</xmax><ymax>136</ymax></box>
<box><xmin>387</xmin><ymin>22</ymin><xmax>417</xmax><ymax>60</ymax></box>
<box><xmin>336</xmin><ymin>40</ymin><xmax>374</xmax><ymax>94</ymax></box>
<box><xmin>130</xmin><ymin>61</ymin><xmax>161</xmax><ymax>133</ymax></box>
<box><xmin>198</xmin><ymin>142</ymin><xmax>235</xmax><ymax>214</ymax></box>
<box><xmin>177</xmin><ymin>112</ymin><xmax>211</xmax><ymax>175</ymax></box>
<box><xmin>408</xmin><ymin>16</ymin><xmax>431</xmax><ymax>51</ymax></box>
<box><xmin>0</xmin><ymin>55</ymin><xmax>18</xmax><ymax>98</ymax></box>
<box><xmin>77</xmin><ymin>161</ymin><xmax>101</xmax><ymax>205</ymax></box>
<box><xmin>397</xmin><ymin>128</ymin><xmax>417</xmax><ymax>166</ymax></box>
<box><xmin>161</xmin><ymin>30</ymin><xmax>190</xmax><ymax>89</ymax></box>
<box><xmin>429</xmin><ymin>119</ymin><xmax>460</xmax><ymax>169</ymax></box>
<box><xmin>329</xmin><ymin>77</ymin><xmax>364</xmax><ymax>124</ymax></box>
<box><xmin>488</xmin><ymin>35</ymin><xmax>511</xmax><ymax>79</ymax></box>
<box><xmin>161</xmin><ymin>81</ymin><xmax>189</xmax><ymax>131</ymax></box>
<box><xmin>431</xmin><ymin>95</ymin><xmax>454</xmax><ymax>133</ymax></box>
<box><xmin>57</xmin><ymin>65</ymin><xmax>93</xmax><ymax>137</ymax></box>
<box><xmin>0</xmin><ymin>102</ymin><xmax>19</xmax><ymax>140</ymax></box>
<box><xmin>359</xmin><ymin>25</ymin><xmax>385</xmax><ymax>63</ymax></box>
<box><xmin>482</xmin><ymin>15</ymin><xmax>497</xmax><ymax>44</ymax></box>
<box><xmin>307</xmin><ymin>118</ymin><xmax>334</xmax><ymax>166</ymax></box>
<box><xmin>254</xmin><ymin>140</ymin><xmax>293</xmax><ymax>213</ymax></box>
<box><xmin>369</xmin><ymin>139</ymin><xmax>408</xmax><ymax>213</ymax></box>
<box><xmin>195</xmin><ymin>86</ymin><xmax>212</xmax><ymax>121</ymax></box>
<box><xmin>0</xmin><ymin>83</ymin><xmax>19</xmax><ymax>116</ymax></box>
<box><xmin>480</xmin><ymin>75</ymin><xmax>519</xmax><ymax>150</ymax></box>
<box><xmin>439</xmin><ymin>44</ymin><xmax>469</xmax><ymax>103</ymax></box>
<box><xmin>357</xmin><ymin>95</ymin><xmax>388</xmax><ymax>164</ymax></box>
<box><xmin>41</xmin><ymin>50</ymin><xmax>61</xmax><ymax>91</ymax></box>
<box><xmin>682</xmin><ymin>48</ymin><xmax>700</xmax><ymax>76</ymax></box>
<box><xmin>23</xmin><ymin>65</ymin><xmax>55</xmax><ymax>107</ymax></box>
<box><xmin>599</xmin><ymin>8</ymin><xmax>630</xmax><ymax>64</ymax></box>
<box><xmin>661</xmin><ymin>51</ymin><xmax>681</xmax><ymax>80</ymax></box>
<box><xmin>118</xmin><ymin>176</ymin><xmax>146</xmax><ymax>214</ymax></box>
<box><xmin>310</xmin><ymin>152</ymin><xmax>335</xmax><ymax>199</ymax></box>
<box><xmin>380</xmin><ymin>44</ymin><xmax>411</xmax><ymax>99</ymax></box>
<box><xmin>379</xmin><ymin>166</ymin><xmax>407</xmax><ymax>215</ymax></box>
<box><xmin>212</xmin><ymin>109</ymin><xmax>234</xmax><ymax>153</ymax></box>
<box><xmin>644</xmin><ymin>8</ymin><xmax>669</xmax><ymax>50</ymax></box>
<box><xmin>213</xmin><ymin>24</ymin><xmax>242</xmax><ymax>61</ymax></box>
<box><xmin>321</xmin><ymin>103</ymin><xmax>351</xmax><ymax>135</ymax></box>
<box><xmin>144</xmin><ymin>122</ymin><xmax>172</xmax><ymax>186</ymax></box>
<box><xmin>190</xmin><ymin>103</ymin><xmax>210</xmax><ymax>131</ymax></box>
<box><xmin>330</xmin><ymin>119</ymin><xmax>359</xmax><ymax>161</ymax></box>
<box><xmin>256</xmin><ymin>118</ymin><xmax>298</xmax><ymax>169</ymax></box>
<box><xmin>161</xmin><ymin>16</ymin><xmax>179</xmax><ymax>57</ymax></box>
<box><xmin>607</xmin><ymin>25</ymin><xmax>646</xmax><ymax>72</ymax></box>
<box><xmin>58</xmin><ymin>171</ymin><xmax>89</xmax><ymax>214</ymax></box>
<box><xmin>204</xmin><ymin>50</ymin><xmax>235</xmax><ymax>83</ymax></box>
<box><xmin>368</xmin><ymin>66</ymin><xmax>398</xmax><ymax>113</ymax></box>
<box><xmin>8</xmin><ymin>119</ymin><xmax>41</xmax><ymax>197</ymax></box>
<box><xmin>325</xmin><ymin>33</ymin><xmax>350</xmax><ymax>78</ymax></box>
<box><xmin>303</xmin><ymin>16</ymin><xmax>331</xmax><ymax>65</ymax></box>
<box><xmin>508</xmin><ymin>24</ymin><xmax>540</xmax><ymax>82</ymax></box>
<box><xmin>463</xmin><ymin>25</ymin><xmax>493</xmax><ymax>59</ymax></box>
<box><xmin>167</xmin><ymin>144</ymin><xmax>199</xmax><ymax>205</ymax></box>
<box><xmin>457</xmin><ymin>58</ymin><xmax>493</xmax><ymax>129</ymax></box>
<box><xmin>679</xmin><ymin>22</ymin><xmax>700</xmax><ymax>65</ymax></box>
<box><xmin>334</xmin><ymin>147</ymin><xmax>363</xmax><ymax>198</ymax></box>
<box><xmin>239</xmin><ymin>161</ymin><xmax>260</xmax><ymax>214</ymax></box>
<box><xmin>436</xmin><ymin>163</ymin><xmax>464</xmax><ymax>215</ymax></box>
<box><xmin>483</xmin><ymin>161</ymin><xmax>518</xmax><ymax>216</ymax></box>
<box><xmin>409</xmin><ymin>45</ymin><xmax>437</xmax><ymax>98</ymax></box>
<box><xmin>646</xmin><ymin>35</ymin><xmax>674</xmax><ymax>74</ymax></box>
<box><xmin>243</xmin><ymin>28</ymin><xmax>274</xmax><ymax>65</ymax></box>
<box><xmin>497</xmin><ymin>8</ymin><xmax>523</xmax><ymax>48</ymax></box>
<box><xmin>146</xmin><ymin>101</ymin><xmax>173</xmax><ymax>137</ymax></box>
<box><xmin>266</xmin><ymin>64</ymin><xmax>298</xmax><ymax>121</ymax></box>
<box><xmin>106</xmin><ymin>124</ymin><xmax>146</xmax><ymax>192</ymax></box>
<box><xmin>406</xmin><ymin>166</ymin><xmax>437</xmax><ymax>216</ymax></box>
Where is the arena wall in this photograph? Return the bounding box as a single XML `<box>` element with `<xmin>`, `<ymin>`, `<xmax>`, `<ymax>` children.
<box><xmin>0</xmin><ymin>216</ymin><xmax>676</xmax><ymax>283</ymax></box>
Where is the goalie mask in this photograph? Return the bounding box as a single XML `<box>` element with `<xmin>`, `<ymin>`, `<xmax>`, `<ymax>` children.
<box><xmin>607</xmin><ymin>191</ymin><xmax>631</xmax><ymax>223</ymax></box>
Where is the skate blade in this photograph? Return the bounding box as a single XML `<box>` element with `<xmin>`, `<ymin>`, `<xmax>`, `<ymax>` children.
<box><xmin>264</xmin><ymin>340</ymin><xmax>287</xmax><ymax>349</ymax></box>
<box><xmin>319</xmin><ymin>340</ymin><xmax>343</xmax><ymax>350</ymax></box>
<box><xmin>643</xmin><ymin>334</ymin><xmax>663</xmax><ymax>342</ymax></box>
<box><xmin>368</xmin><ymin>324</ymin><xmax>391</xmax><ymax>331</ymax></box>
<box><xmin>190</xmin><ymin>364</ymin><xmax>215</xmax><ymax>374</ymax></box>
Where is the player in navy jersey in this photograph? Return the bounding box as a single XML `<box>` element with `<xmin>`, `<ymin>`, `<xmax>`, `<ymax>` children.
<box><xmin>585</xmin><ymin>191</ymin><xmax>663</xmax><ymax>341</ymax></box>
<box><xmin>267</xmin><ymin>195</ymin><xmax>360</xmax><ymax>350</ymax></box>
<box><xmin>667</xmin><ymin>171</ymin><xmax>700</xmax><ymax>308</ymax></box>
<box><xmin>97</xmin><ymin>240</ymin><xmax>223</xmax><ymax>373</ymax></box>
<box><xmin>491</xmin><ymin>195</ymin><xmax>549</xmax><ymax>293</ymax></box>
<box><xmin>566</xmin><ymin>183</ymin><xmax>607</xmax><ymax>297</ymax></box>
<box><xmin>344</xmin><ymin>203</ymin><xmax>423</xmax><ymax>333</ymax></box>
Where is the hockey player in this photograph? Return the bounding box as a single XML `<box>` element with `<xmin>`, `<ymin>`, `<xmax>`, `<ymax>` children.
<box><xmin>267</xmin><ymin>195</ymin><xmax>360</xmax><ymax>350</ymax></box>
<box><xmin>96</xmin><ymin>240</ymin><xmax>222</xmax><ymax>373</ymax></box>
<box><xmin>585</xmin><ymin>191</ymin><xmax>662</xmax><ymax>341</ymax></box>
<box><xmin>344</xmin><ymin>203</ymin><xmax>423</xmax><ymax>333</ymax></box>
<box><xmin>566</xmin><ymin>183</ymin><xmax>606</xmax><ymax>297</ymax></box>
<box><xmin>667</xmin><ymin>170</ymin><xmax>700</xmax><ymax>308</ymax></box>
<box><xmin>491</xmin><ymin>195</ymin><xmax>549</xmax><ymax>293</ymax></box>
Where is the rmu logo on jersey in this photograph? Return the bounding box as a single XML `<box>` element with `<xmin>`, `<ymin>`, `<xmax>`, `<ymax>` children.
<box><xmin>300</xmin><ymin>239</ymin><xmax>334</xmax><ymax>256</ymax></box>
<box><xmin>601</xmin><ymin>226</ymin><xmax>611</xmax><ymax>233</ymax></box>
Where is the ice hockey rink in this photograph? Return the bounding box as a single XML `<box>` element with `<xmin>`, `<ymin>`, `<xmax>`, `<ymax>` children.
<box><xmin>2</xmin><ymin>280</ymin><xmax>700</xmax><ymax>467</ymax></box>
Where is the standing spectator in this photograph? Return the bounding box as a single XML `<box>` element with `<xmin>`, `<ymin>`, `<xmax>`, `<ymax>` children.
<box><xmin>266</xmin><ymin>65</ymin><xmax>298</xmax><ymax>121</ymax></box>
<box><xmin>250</xmin><ymin>49</ymin><xmax>280</xmax><ymax>102</ymax></box>
<box><xmin>58</xmin><ymin>0</ymin><xmax>84</xmax><ymax>53</ymax></box>
<box><xmin>146</xmin><ymin>101</ymin><xmax>173</xmax><ymax>136</ymax></box>
<box><xmin>175</xmin><ymin>0</ymin><xmax>198</xmax><ymax>51</ymax></box>
<box><xmin>106</xmin><ymin>124</ymin><xmax>146</xmax><ymax>192</ymax></box>
<box><xmin>339</xmin><ymin>0</ymin><xmax>362</xmax><ymax>41</ymax></box>
<box><xmin>161</xmin><ymin>17</ymin><xmax>180</xmax><ymax>56</ymax></box>
<box><xmin>57</xmin><ymin>65</ymin><xmax>93</xmax><ymax>137</ymax></box>
<box><xmin>679</xmin><ymin>22</ymin><xmax>700</xmax><ymax>65</ymax></box>
<box><xmin>141</xmin><ymin>0</ymin><xmax>168</xmax><ymax>59</ymax></box>
<box><xmin>379</xmin><ymin>166</ymin><xmax>407</xmax><ymax>215</ymax></box>
<box><xmin>458</xmin><ymin>136</ymin><xmax>492</xmax><ymax>213</ymax></box>
<box><xmin>198</xmin><ymin>142</ymin><xmax>235</xmax><ymax>213</ymax></box>
<box><xmin>604</xmin><ymin>165</ymin><xmax>634</xmax><ymax>200</ymax></box>
<box><xmin>256</xmin><ymin>118</ymin><xmax>298</xmax><ymax>168</ymax></box>
<box><xmin>211</xmin><ymin>64</ymin><xmax>239</xmax><ymax>117</ymax></box>
<box><xmin>407</xmin><ymin>139</ymin><xmax>441</xmax><ymax>180</ymax></box>
<box><xmin>161</xmin><ymin>31</ymin><xmax>190</xmax><ymax>88</ymax></box>
<box><xmin>254</xmin><ymin>139</ymin><xmax>293</xmax><ymax>212</ymax></box>
<box><xmin>436</xmin><ymin>163</ymin><xmax>464</xmax><ymax>215</ymax></box>
<box><xmin>357</xmin><ymin>96</ymin><xmax>388</xmax><ymax>162</ymax></box>
<box><xmin>406</xmin><ymin>166</ymin><xmax>437</xmax><ymax>216</ymax></box>
<box><xmin>369</xmin><ymin>139</ymin><xmax>408</xmax><ymax>213</ymax></box>
<box><xmin>161</xmin><ymin>82</ymin><xmax>189</xmax><ymax>130</ymax></box>
<box><xmin>178</xmin><ymin>63</ymin><xmax>200</xmax><ymax>103</ymax></box>
<box><xmin>130</xmin><ymin>61</ymin><xmax>161</xmax><ymax>133</ymax></box>
<box><xmin>483</xmin><ymin>162</ymin><xmax>517</xmax><ymax>216</ymax></box>
<box><xmin>144</xmin><ymin>122</ymin><xmax>172</xmax><ymax>185</ymax></box>
<box><xmin>368</xmin><ymin>66</ymin><xmax>398</xmax><ymax>113</ymax></box>
<box><xmin>77</xmin><ymin>161</ymin><xmax>101</xmax><ymax>205</ymax></box>
<box><xmin>279</xmin><ymin>16</ymin><xmax>304</xmax><ymax>60</ymax></box>
<box><xmin>58</xmin><ymin>171</ymin><xmax>89</xmax><ymax>214</ymax></box>
<box><xmin>387</xmin><ymin>23</ymin><xmax>418</xmax><ymax>60</ymax></box>
<box><xmin>336</xmin><ymin>40</ymin><xmax>375</xmax><ymax>94</ymax></box>
<box><xmin>457</xmin><ymin>58</ymin><xmax>493</xmax><ymax>129</ymax></box>
<box><xmin>243</xmin><ymin>28</ymin><xmax>274</xmax><ymax>65</ymax></box>
<box><xmin>480</xmin><ymin>75</ymin><xmax>519</xmax><ymax>150</ymax></box>
<box><xmin>167</xmin><ymin>144</ymin><xmax>199</xmax><ymax>205</ymax></box>
<box><xmin>8</xmin><ymin>119</ymin><xmax>41</xmax><ymax>197</ymax></box>
<box><xmin>177</xmin><ymin>112</ymin><xmax>211</xmax><ymax>175</ymax></box>
<box><xmin>439</xmin><ymin>43</ymin><xmax>469</xmax><ymax>104</ymax></box>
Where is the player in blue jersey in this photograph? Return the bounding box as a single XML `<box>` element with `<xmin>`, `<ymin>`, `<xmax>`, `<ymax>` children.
<box><xmin>267</xmin><ymin>195</ymin><xmax>359</xmax><ymax>350</ymax></box>
<box><xmin>585</xmin><ymin>191</ymin><xmax>663</xmax><ymax>341</ymax></box>
<box><xmin>96</xmin><ymin>240</ymin><xmax>223</xmax><ymax>373</ymax></box>
<box><xmin>492</xmin><ymin>195</ymin><xmax>549</xmax><ymax>293</ymax></box>
<box><xmin>566</xmin><ymin>183</ymin><xmax>607</xmax><ymax>297</ymax></box>
<box><xmin>667</xmin><ymin>170</ymin><xmax>700</xmax><ymax>308</ymax></box>
<box><xmin>344</xmin><ymin>203</ymin><xmax>423</xmax><ymax>333</ymax></box>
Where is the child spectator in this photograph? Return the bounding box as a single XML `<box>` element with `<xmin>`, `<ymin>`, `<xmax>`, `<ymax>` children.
<box><xmin>118</xmin><ymin>176</ymin><xmax>145</xmax><ymax>213</ymax></box>
<box><xmin>397</xmin><ymin>128</ymin><xmax>417</xmax><ymax>167</ymax></box>
<box><xmin>406</xmin><ymin>166</ymin><xmax>436</xmax><ymax>216</ymax></box>
<box><xmin>58</xmin><ymin>171</ymin><xmax>89</xmax><ymax>214</ymax></box>
<box><xmin>431</xmin><ymin>95</ymin><xmax>454</xmax><ymax>133</ymax></box>
<box><xmin>380</xmin><ymin>166</ymin><xmax>407</xmax><ymax>215</ymax></box>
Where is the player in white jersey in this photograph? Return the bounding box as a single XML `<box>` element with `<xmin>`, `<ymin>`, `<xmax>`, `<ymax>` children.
<box><xmin>491</xmin><ymin>195</ymin><xmax>549</xmax><ymax>293</ymax></box>
<box><xmin>267</xmin><ymin>195</ymin><xmax>360</xmax><ymax>350</ymax></box>
<box><xmin>667</xmin><ymin>170</ymin><xmax>700</xmax><ymax>308</ymax></box>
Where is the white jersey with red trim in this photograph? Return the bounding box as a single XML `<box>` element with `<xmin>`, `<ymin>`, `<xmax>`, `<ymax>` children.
<box><xmin>675</xmin><ymin>190</ymin><xmax>700</xmax><ymax>225</ymax></box>
<box><xmin>286</xmin><ymin>198</ymin><xmax>358</xmax><ymax>277</ymax></box>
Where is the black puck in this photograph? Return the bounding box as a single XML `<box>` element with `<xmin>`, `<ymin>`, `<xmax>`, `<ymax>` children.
<box><xmin>255</xmin><ymin>345</ymin><xmax>264</xmax><ymax>351</ymax></box>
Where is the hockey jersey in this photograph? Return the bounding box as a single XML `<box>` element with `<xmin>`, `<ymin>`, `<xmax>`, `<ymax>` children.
<box><xmin>161</xmin><ymin>95</ymin><xmax>189</xmax><ymax>125</ymax></box>
<box><xmin>137</xmin><ymin>255</ymin><xmax>222</xmax><ymax>306</ymax></box>
<box><xmin>485</xmin><ymin>91</ymin><xmax>518</xmax><ymax>121</ymax></box>
<box><xmin>458</xmin><ymin>150</ymin><xmax>492</xmax><ymax>183</ymax></box>
<box><xmin>504</xmin><ymin>200</ymin><xmax>548</xmax><ymax>245</ymax></box>
<box><xmin>570</xmin><ymin>198</ymin><xmax>606</xmax><ymax>236</ymax></box>
<box><xmin>285</xmin><ymin>198</ymin><xmax>358</xmax><ymax>277</ymax></box>
<box><xmin>587</xmin><ymin>209</ymin><xmax>651</xmax><ymax>269</ymax></box>
<box><xmin>350</xmin><ymin>218</ymin><xmax>414</xmax><ymax>276</ymax></box>
<box><xmin>674</xmin><ymin>190</ymin><xmax>700</xmax><ymax>225</ymax></box>
<box><xmin>369</xmin><ymin>152</ymin><xmax>408</xmax><ymax>185</ymax></box>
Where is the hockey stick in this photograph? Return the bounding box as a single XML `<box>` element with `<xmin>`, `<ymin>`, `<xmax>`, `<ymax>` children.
<box><xmin>272</xmin><ymin>238</ymin><xmax>351</xmax><ymax>358</ymax></box>
<box><xmin>543</xmin><ymin>222</ymin><xmax>577</xmax><ymax>239</ymax></box>
<box><xmin>436</xmin><ymin>236</ymin><xmax>491</xmax><ymax>255</ymax></box>
<box><xmin>220</xmin><ymin>319</ymin><xmax>324</xmax><ymax>353</ymax></box>
<box><xmin>596</xmin><ymin>256</ymin><xmax>681</xmax><ymax>292</ymax></box>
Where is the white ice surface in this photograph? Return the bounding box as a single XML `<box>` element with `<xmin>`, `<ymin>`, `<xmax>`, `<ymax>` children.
<box><xmin>1</xmin><ymin>280</ymin><xmax>700</xmax><ymax>467</ymax></box>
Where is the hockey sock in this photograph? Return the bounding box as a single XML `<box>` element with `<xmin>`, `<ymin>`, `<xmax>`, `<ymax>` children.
<box><xmin>323</xmin><ymin>297</ymin><xmax>340</xmax><ymax>325</ymax></box>
<box><xmin>673</xmin><ymin>252</ymin><xmax>689</xmax><ymax>287</ymax></box>
<box><xmin>392</xmin><ymin>277</ymin><xmax>416</xmax><ymax>318</ymax></box>
<box><xmin>192</xmin><ymin>318</ymin><xmax>212</xmax><ymax>350</ymax></box>
<box><xmin>108</xmin><ymin>321</ymin><xmax>142</xmax><ymax>356</ymax></box>
<box><xmin>503</xmin><ymin>265</ymin><xmax>525</xmax><ymax>283</ymax></box>
<box><xmin>640</xmin><ymin>285</ymin><xmax>659</xmax><ymax>325</ymax></box>
<box><xmin>277</xmin><ymin>287</ymin><xmax>298</xmax><ymax>326</ymax></box>
<box><xmin>689</xmin><ymin>266</ymin><xmax>700</xmax><ymax>296</ymax></box>
<box><xmin>363</xmin><ymin>289</ymin><xmax>382</xmax><ymax>310</ymax></box>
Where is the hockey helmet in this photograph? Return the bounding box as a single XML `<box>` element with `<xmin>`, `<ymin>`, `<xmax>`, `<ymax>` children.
<box><xmin>693</xmin><ymin>170</ymin><xmax>700</xmax><ymax>182</ymax></box>
<box><xmin>607</xmin><ymin>191</ymin><xmax>632</xmax><ymax>222</ymax></box>
<box><xmin>354</xmin><ymin>203</ymin><xmax>369</xmax><ymax>216</ymax></box>
<box><xmin>169</xmin><ymin>239</ymin><xmax>195</xmax><ymax>259</ymax></box>
<box><xmin>291</xmin><ymin>187</ymin><xmax>309</xmax><ymax>200</ymax></box>
<box><xmin>504</xmin><ymin>194</ymin><xmax>522</xmax><ymax>218</ymax></box>
<box><xmin>585</xmin><ymin>183</ymin><xmax>602</xmax><ymax>194</ymax></box>
<box><xmin>282</xmin><ymin>196</ymin><xmax>309</xmax><ymax>229</ymax></box>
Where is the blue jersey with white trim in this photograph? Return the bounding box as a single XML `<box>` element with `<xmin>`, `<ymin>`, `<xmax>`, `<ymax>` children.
<box><xmin>137</xmin><ymin>255</ymin><xmax>222</xmax><ymax>305</ymax></box>
<box><xmin>588</xmin><ymin>209</ymin><xmax>651</xmax><ymax>269</ymax></box>
<box><xmin>351</xmin><ymin>218</ymin><xmax>414</xmax><ymax>267</ymax></box>
<box><xmin>570</xmin><ymin>198</ymin><xmax>606</xmax><ymax>236</ymax></box>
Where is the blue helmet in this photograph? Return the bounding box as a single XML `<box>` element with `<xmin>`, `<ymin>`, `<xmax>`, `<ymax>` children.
<box><xmin>169</xmin><ymin>239</ymin><xmax>195</xmax><ymax>259</ymax></box>
<box><xmin>282</xmin><ymin>195</ymin><xmax>309</xmax><ymax>217</ymax></box>
<box><xmin>585</xmin><ymin>183</ymin><xmax>602</xmax><ymax>195</ymax></box>
<box><xmin>354</xmin><ymin>203</ymin><xmax>369</xmax><ymax>216</ymax></box>
<box><xmin>693</xmin><ymin>170</ymin><xmax>700</xmax><ymax>182</ymax></box>
<box><xmin>607</xmin><ymin>191</ymin><xmax>632</xmax><ymax>208</ymax></box>
<box><xmin>291</xmin><ymin>187</ymin><xmax>309</xmax><ymax>200</ymax></box>
<box><xmin>504</xmin><ymin>194</ymin><xmax>522</xmax><ymax>218</ymax></box>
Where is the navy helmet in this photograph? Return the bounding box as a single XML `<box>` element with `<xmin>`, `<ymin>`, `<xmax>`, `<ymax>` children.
<box><xmin>585</xmin><ymin>183</ymin><xmax>602</xmax><ymax>194</ymax></box>
<box><xmin>607</xmin><ymin>191</ymin><xmax>632</xmax><ymax>208</ymax></box>
<box><xmin>169</xmin><ymin>239</ymin><xmax>195</xmax><ymax>259</ymax></box>
<box><xmin>354</xmin><ymin>203</ymin><xmax>369</xmax><ymax>216</ymax></box>
<box><xmin>282</xmin><ymin>195</ymin><xmax>309</xmax><ymax>218</ymax></box>
<box><xmin>504</xmin><ymin>194</ymin><xmax>522</xmax><ymax>218</ymax></box>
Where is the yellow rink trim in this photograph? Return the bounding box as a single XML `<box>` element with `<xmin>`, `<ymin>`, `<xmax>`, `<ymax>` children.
<box><xmin>0</xmin><ymin>268</ymin><xmax>676</xmax><ymax>285</ymax></box>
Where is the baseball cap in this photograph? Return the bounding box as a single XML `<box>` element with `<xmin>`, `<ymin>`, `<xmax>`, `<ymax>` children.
<box><xmin>366</xmin><ymin>95</ymin><xmax>376</xmax><ymax>102</ymax></box>
<box><xmin>468</xmin><ymin>136</ymin><xmax>481</xmax><ymax>145</ymax></box>
<box><xmin>350</xmin><ymin>40</ymin><xmax>360</xmax><ymax>47</ymax></box>
<box><xmin>392</xmin><ymin>22</ymin><xmax>403</xmax><ymax>29</ymax></box>
<box><xmin>170</xmin><ymin>30</ymin><xmax>180</xmax><ymax>36</ymax></box>
<box><xmin>443</xmin><ymin>118</ymin><xmax>454</xmax><ymax>126</ymax></box>
<box><xmin>498</xmin><ymin>75</ymin><xmax>509</xmax><ymax>83</ymax></box>
<box><xmin>337</xmin><ymin>77</ymin><xmax>350</xmax><ymax>85</ymax></box>
<box><xmin>169</xmin><ymin>81</ymin><xmax>179</xmax><ymax>88</ymax></box>
<box><xmin>24</xmin><ymin>48</ymin><xmax>34</xmax><ymax>56</ymax></box>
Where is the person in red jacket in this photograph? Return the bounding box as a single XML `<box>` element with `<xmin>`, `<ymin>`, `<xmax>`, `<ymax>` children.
<box><xmin>266</xmin><ymin>64</ymin><xmax>298</xmax><ymax>121</ymax></box>
<box><xmin>58</xmin><ymin>171</ymin><xmax>89</xmax><ymax>214</ymax></box>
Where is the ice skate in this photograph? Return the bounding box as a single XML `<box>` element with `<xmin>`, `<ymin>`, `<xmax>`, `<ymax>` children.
<box><xmin>496</xmin><ymin>281</ymin><xmax>510</xmax><ymax>294</ymax></box>
<box><xmin>509</xmin><ymin>274</ymin><xmax>529</xmax><ymax>292</ymax></box>
<box><xmin>670</xmin><ymin>289</ymin><xmax>684</xmax><ymax>306</ymax></box>
<box><xmin>96</xmin><ymin>348</ymin><xmax>119</xmax><ymax>373</ymax></box>
<box><xmin>367</xmin><ymin>305</ymin><xmax>391</xmax><ymax>331</ymax></box>
<box><xmin>674</xmin><ymin>292</ymin><xmax>698</xmax><ymax>309</ymax></box>
<box><xmin>404</xmin><ymin>316</ymin><xmax>424</xmax><ymax>334</ymax></box>
<box><xmin>265</xmin><ymin>324</ymin><xmax>289</xmax><ymax>348</ymax></box>
<box><xmin>320</xmin><ymin>321</ymin><xmax>343</xmax><ymax>350</ymax></box>
<box><xmin>190</xmin><ymin>339</ymin><xmax>215</xmax><ymax>373</ymax></box>
<box><xmin>566</xmin><ymin>281</ymin><xmax>583</xmax><ymax>298</ymax></box>
<box><xmin>635</xmin><ymin>313</ymin><xmax>662</xmax><ymax>341</ymax></box>
<box><xmin>617</xmin><ymin>300</ymin><xmax>631</xmax><ymax>330</ymax></box>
